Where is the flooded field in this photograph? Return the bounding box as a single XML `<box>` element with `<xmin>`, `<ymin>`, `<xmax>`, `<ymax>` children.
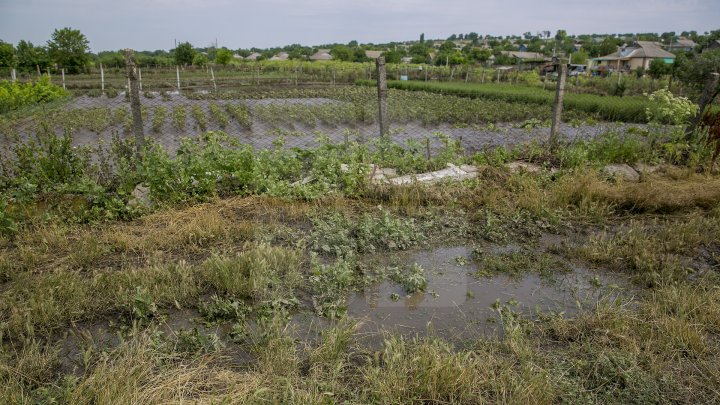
<box><xmin>349</xmin><ymin>246</ymin><xmax>629</xmax><ymax>343</ymax></box>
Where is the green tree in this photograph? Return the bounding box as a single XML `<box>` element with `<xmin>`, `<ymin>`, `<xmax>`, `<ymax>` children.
<box><xmin>383</xmin><ymin>49</ymin><xmax>404</xmax><ymax>64</ymax></box>
<box><xmin>571</xmin><ymin>50</ymin><xmax>588</xmax><ymax>64</ymax></box>
<box><xmin>15</xmin><ymin>40</ymin><xmax>50</xmax><ymax>72</ymax></box>
<box><xmin>215</xmin><ymin>48</ymin><xmax>233</xmax><ymax>65</ymax></box>
<box><xmin>174</xmin><ymin>42</ymin><xmax>195</xmax><ymax>66</ymax></box>
<box><xmin>648</xmin><ymin>58</ymin><xmax>671</xmax><ymax>78</ymax></box>
<box><xmin>330</xmin><ymin>45</ymin><xmax>353</xmax><ymax>62</ymax></box>
<box><xmin>597</xmin><ymin>37</ymin><xmax>620</xmax><ymax>56</ymax></box>
<box><xmin>96</xmin><ymin>51</ymin><xmax>125</xmax><ymax>68</ymax></box>
<box><xmin>0</xmin><ymin>41</ymin><xmax>16</xmax><ymax>68</ymax></box>
<box><xmin>555</xmin><ymin>29</ymin><xmax>568</xmax><ymax>42</ymax></box>
<box><xmin>47</xmin><ymin>27</ymin><xmax>90</xmax><ymax>73</ymax></box>
<box><xmin>676</xmin><ymin>49</ymin><xmax>720</xmax><ymax>95</ymax></box>
<box><xmin>192</xmin><ymin>53</ymin><xmax>209</xmax><ymax>67</ymax></box>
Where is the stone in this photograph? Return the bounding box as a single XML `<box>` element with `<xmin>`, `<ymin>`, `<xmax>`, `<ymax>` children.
<box><xmin>385</xmin><ymin>166</ymin><xmax>478</xmax><ymax>185</ymax></box>
<box><xmin>128</xmin><ymin>184</ymin><xmax>154</xmax><ymax>210</ymax></box>
<box><xmin>633</xmin><ymin>163</ymin><xmax>661</xmax><ymax>174</ymax></box>
<box><xmin>506</xmin><ymin>161</ymin><xmax>542</xmax><ymax>173</ymax></box>
<box><xmin>459</xmin><ymin>164</ymin><xmax>479</xmax><ymax>173</ymax></box>
<box><xmin>602</xmin><ymin>164</ymin><xmax>640</xmax><ymax>182</ymax></box>
<box><xmin>380</xmin><ymin>168</ymin><xmax>398</xmax><ymax>178</ymax></box>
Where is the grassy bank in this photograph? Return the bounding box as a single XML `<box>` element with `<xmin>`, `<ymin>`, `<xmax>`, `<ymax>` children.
<box><xmin>1</xmin><ymin>124</ymin><xmax>720</xmax><ymax>403</ymax></box>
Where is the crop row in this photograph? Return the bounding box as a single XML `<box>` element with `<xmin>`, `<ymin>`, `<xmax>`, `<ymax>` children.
<box><xmin>360</xmin><ymin>80</ymin><xmax>650</xmax><ymax>122</ymax></box>
<box><xmin>2</xmin><ymin>86</ymin><xmax>588</xmax><ymax>137</ymax></box>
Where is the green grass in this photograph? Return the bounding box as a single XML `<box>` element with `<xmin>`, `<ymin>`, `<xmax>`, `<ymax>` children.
<box><xmin>2</xmin><ymin>121</ymin><xmax>720</xmax><ymax>402</ymax></box>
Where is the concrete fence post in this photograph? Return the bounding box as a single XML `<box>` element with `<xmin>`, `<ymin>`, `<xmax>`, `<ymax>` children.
<box><xmin>210</xmin><ymin>66</ymin><xmax>217</xmax><ymax>91</ymax></box>
<box><xmin>124</xmin><ymin>49</ymin><xmax>145</xmax><ymax>158</ymax></box>
<box><xmin>11</xmin><ymin>68</ymin><xmax>16</xmax><ymax>82</ymax></box>
<box><xmin>61</xmin><ymin>69</ymin><xmax>66</xmax><ymax>90</ymax></box>
<box><xmin>100</xmin><ymin>63</ymin><xmax>105</xmax><ymax>93</ymax></box>
<box><xmin>549</xmin><ymin>61</ymin><xmax>567</xmax><ymax>149</ymax></box>
<box><xmin>176</xmin><ymin>66</ymin><xmax>181</xmax><ymax>91</ymax></box>
<box><xmin>685</xmin><ymin>72</ymin><xmax>720</xmax><ymax>140</ymax></box>
<box><xmin>138</xmin><ymin>68</ymin><xmax>143</xmax><ymax>91</ymax></box>
<box><xmin>376</xmin><ymin>56</ymin><xmax>389</xmax><ymax>138</ymax></box>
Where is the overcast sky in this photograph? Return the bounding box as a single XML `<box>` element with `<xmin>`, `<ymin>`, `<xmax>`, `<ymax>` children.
<box><xmin>1</xmin><ymin>0</ymin><xmax>718</xmax><ymax>52</ymax></box>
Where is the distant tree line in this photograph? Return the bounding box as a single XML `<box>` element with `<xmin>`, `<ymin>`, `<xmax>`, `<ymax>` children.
<box><xmin>1</xmin><ymin>28</ymin><xmax>718</xmax><ymax>76</ymax></box>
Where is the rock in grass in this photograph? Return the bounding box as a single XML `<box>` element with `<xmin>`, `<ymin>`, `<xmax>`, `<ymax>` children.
<box><xmin>602</xmin><ymin>164</ymin><xmax>640</xmax><ymax>182</ymax></box>
<box><xmin>128</xmin><ymin>184</ymin><xmax>154</xmax><ymax>210</ymax></box>
<box><xmin>505</xmin><ymin>161</ymin><xmax>542</xmax><ymax>173</ymax></box>
<box><xmin>633</xmin><ymin>163</ymin><xmax>661</xmax><ymax>174</ymax></box>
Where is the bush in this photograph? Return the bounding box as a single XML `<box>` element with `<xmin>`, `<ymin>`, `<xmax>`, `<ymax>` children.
<box><xmin>0</xmin><ymin>76</ymin><xmax>69</xmax><ymax>113</ymax></box>
<box><xmin>645</xmin><ymin>88</ymin><xmax>698</xmax><ymax>125</ymax></box>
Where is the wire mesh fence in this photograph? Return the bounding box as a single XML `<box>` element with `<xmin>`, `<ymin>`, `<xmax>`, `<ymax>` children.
<box><xmin>1</xmin><ymin>54</ymin><xmax>718</xmax><ymax>168</ymax></box>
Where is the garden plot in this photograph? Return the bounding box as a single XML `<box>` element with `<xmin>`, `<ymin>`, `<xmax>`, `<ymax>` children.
<box><xmin>1</xmin><ymin>86</ymin><xmax>657</xmax><ymax>158</ymax></box>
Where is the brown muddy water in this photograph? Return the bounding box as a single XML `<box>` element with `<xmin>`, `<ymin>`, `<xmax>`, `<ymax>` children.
<box><xmin>347</xmin><ymin>245</ymin><xmax>630</xmax><ymax>346</ymax></box>
<box><xmin>58</xmin><ymin>242</ymin><xmax>631</xmax><ymax>373</ymax></box>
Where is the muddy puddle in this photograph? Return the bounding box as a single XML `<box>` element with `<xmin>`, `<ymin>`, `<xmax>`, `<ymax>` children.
<box><xmin>348</xmin><ymin>245</ymin><xmax>630</xmax><ymax>345</ymax></box>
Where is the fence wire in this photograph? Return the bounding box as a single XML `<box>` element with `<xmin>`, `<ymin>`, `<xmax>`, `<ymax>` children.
<box><xmin>1</xmin><ymin>60</ymin><xmax>718</xmax><ymax>166</ymax></box>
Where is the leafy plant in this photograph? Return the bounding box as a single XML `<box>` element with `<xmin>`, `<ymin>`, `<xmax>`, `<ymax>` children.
<box><xmin>0</xmin><ymin>76</ymin><xmax>69</xmax><ymax>113</ymax></box>
<box><xmin>645</xmin><ymin>88</ymin><xmax>698</xmax><ymax>125</ymax></box>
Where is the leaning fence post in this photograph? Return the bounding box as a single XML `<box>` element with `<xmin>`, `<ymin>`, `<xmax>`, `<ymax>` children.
<box><xmin>685</xmin><ymin>72</ymin><xmax>720</xmax><ymax>140</ymax></box>
<box><xmin>61</xmin><ymin>68</ymin><xmax>66</xmax><ymax>89</ymax></box>
<box><xmin>376</xmin><ymin>56</ymin><xmax>389</xmax><ymax>139</ymax></box>
<box><xmin>125</xmin><ymin>49</ymin><xmax>145</xmax><ymax>158</ymax></box>
<box><xmin>210</xmin><ymin>66</ymin><xmax>217</xmax><ymax>91</ymax></box>
<box><xmin>549</xmin><ymin>61</ymin><xmax>567</xmax><ymax>149</ymax></box>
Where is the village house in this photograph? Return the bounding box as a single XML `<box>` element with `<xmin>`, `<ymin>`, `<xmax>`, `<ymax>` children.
<box><xmin>364</xmin><ymin>50</ymin><xmax>383</xmax><ymax>59</ymax></box>
<box><xmin>665</xmin><ymin>38</ymin><xmax>697</xmax><ymax>53</ymax></box>
<box><xmin>590</xmin><ymin>41</ymin><xmax>675</xmax><ymax>72</ymax></box>
<box><xmin>309</xmin><ymin>49</ymin><xmax>332</xmax><ymax>61</ymax></box>
<box><xmin>268</xmin><ymin>52</ymin><xmax>289</xmax><ymax>61</ymax></box>
<box><xmin>245</xmin><ymin>52</ymin><xmax>261</xmax><ymax>61</ymax></box>
<box><xmin>703</xmin><ymin>39</ymin><xmax>720</xmax><ymax>53</ymax></box>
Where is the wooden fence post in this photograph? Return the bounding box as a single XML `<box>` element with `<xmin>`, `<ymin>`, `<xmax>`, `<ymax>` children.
<box><xmin>549</xmin><ymin>61</ymin><xmax>567</xmax><ymax>149</ymax></box>
<box><xmin>376</xmin><ymin>56</ymin><xmax>389</xmax><ymax>138</ymax></box>
<box><xmin>125</xmin><ymin>49</ymin><xmax>145</xmax><ymax>158</ymax></box>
